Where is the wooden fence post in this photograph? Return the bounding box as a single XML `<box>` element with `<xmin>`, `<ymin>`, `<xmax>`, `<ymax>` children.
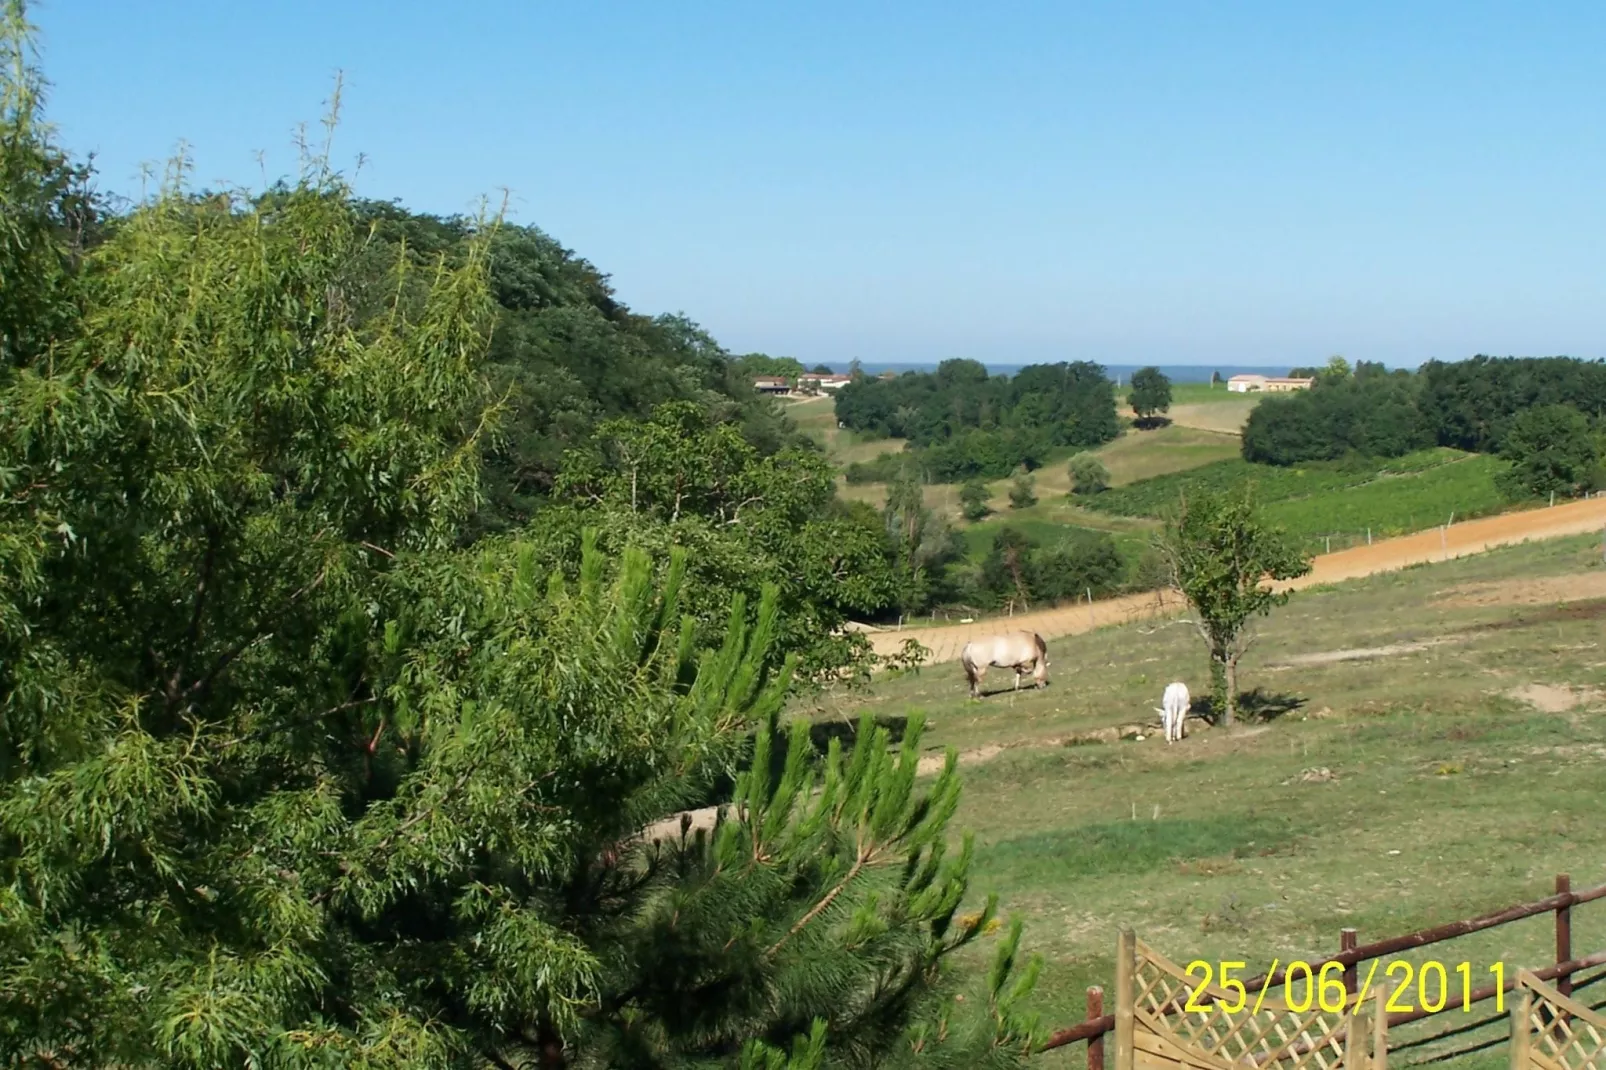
<box><xmin>1342</xmin><ymin>928</ymin><xmax>1358</xmax><ymax>994</ymax></box>
<box><xmin>1087</xmin><ymin>986</ymin><xmax>1105</xmax><ymax>1070</ymax></box>
<box><xmin>1556</xmin><ymin>874</ymin><xmax>1572</xmax><ymax>1000</ymax></box>
<box><xmin>1511</xmin><ymin>988</ymin><xmax>1532</xmax><ymax>1070</ymax></box>
<box><xmin>1372</xmin><ymin>984</ymin><xmax>1389</xmax><ymax>1070</ymax></box>
<box><xmin>1345</xmin><ymin>992</ymin><xmax>1369</xmax><ymax>1070</ymax></box>
<box><xmin>1114</xmin><ymin>929</ymin><xmax>1135</xmax><ymax>1070</ymax></box>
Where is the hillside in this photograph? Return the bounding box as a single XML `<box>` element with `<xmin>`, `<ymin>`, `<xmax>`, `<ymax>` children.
<box><xmin>819</xmin><ymin>530</ymin><xmax>1606</xmax><ymax>1056</ymax></box>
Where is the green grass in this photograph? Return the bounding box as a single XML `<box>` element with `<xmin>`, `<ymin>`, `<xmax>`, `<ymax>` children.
<box><xmin>1085</xmin><ymin>448</ymin><xmax>1474</xmax><ymax>518</ymax></box>
<box><xmin>798</xmin><ymin>533</ymin><xmax>1606</xmax><ymax>1063</ymax></box>
<box><xmin>1079</xmin><ymin>448</ymin><xmax>1522</xmax><ymax>555</ymax></box>
<box><xmin>1262</xmin><ymin>454</ymin><xmax>1515</xmax><ymax>554</ymax></box>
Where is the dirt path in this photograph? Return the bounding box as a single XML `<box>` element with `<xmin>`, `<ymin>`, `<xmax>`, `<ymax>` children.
<box><xmin>867</xmin><ymin>495</ymin><xmax>1606</xmax><ymax>664</ymax></box>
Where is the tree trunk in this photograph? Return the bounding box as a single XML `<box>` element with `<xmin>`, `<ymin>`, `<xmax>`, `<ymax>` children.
<box><xmin>1224</xmin><ymin>655</ymin><xmax>1239</xmax><ymax>727</ymax></box>
<box><xmin>537</xmin><ymin>1020</ymin><xmax>566</xmax><ymax>1070</ymax></box>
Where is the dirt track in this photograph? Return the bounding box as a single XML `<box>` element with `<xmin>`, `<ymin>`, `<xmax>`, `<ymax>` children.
<box><xmin>866</xmin><ymin>495</ymin><xmax>1606</xmax><ymax>665</ymax></box>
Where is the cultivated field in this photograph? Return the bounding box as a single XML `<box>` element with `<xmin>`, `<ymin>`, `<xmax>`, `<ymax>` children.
<box><xmin>801</xmin><ymin>530</ymin><xmax>1606</xmax><ymax>1066</ymax></box>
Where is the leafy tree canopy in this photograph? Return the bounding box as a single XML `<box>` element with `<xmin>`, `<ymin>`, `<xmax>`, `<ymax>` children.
<box><xmin>737</xmin><ymin>352</ymin><xmax>808</xmax><ymax>379</ymax></box>
<box><xmin>1495</xmin><ymin>403</ymin><xmax>1601</xmax><ymax>501</ymax></box>
<box><xmin>1007</xmin><ymin>474</ymin><xmax>1037</xmax><ymax>510</ymax></box>
<box><xmin>1126</xmin><ymin>366</ymin><xmax>1172</xmax><ymax>422</ymax></box>
<box><xmin>547</xmin><ymin>401</ymin><xmax>900</xmax><ymax>679</ymax></box>
<box><xmin>832</xmin><ymin>361</ymin><xmax>1119</xmax><ymax>482</ymax></box>
<box><xmin>958</xmin><ymin>480</ymin><xmax>991</xmax><ymax>522</ymax></box>
<box><xmin>1067</xmin><ymin>454</ymin><xmax>1110</xmax><ymax>496</ymax></box>
<box><xmin>340</xmin><ymin>203</ymin><xmax>805</xmax><ymax>537</ymax></box>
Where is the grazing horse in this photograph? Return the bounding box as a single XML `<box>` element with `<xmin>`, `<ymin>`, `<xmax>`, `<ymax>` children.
<box><xmin>1155</xmin><ymin>681</ymin><xmax>1190</xmax><ymax>744</ymax></box>
<box><xmin>960</xmin><ymin>631</ymin><xmax>1049</xmax><ymax>699</ymax></box>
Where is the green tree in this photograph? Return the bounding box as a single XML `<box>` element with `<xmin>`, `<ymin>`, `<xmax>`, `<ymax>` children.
<box><xmin>1496</xmin><ymin>403</ymin><xmax>1601</xmax><ymax>500</ymax></box>
<box><xmin>1007</xmin><ymin>473</ymin><xmax>1037</xmax><ymax>509</ymax></box>
<box><xmin>1126</xmin><ymin>366</ymin><xmax>1173</xmax><ymax>424</ymax></box>
<box><xmin>736</xmin><ymin>352</ymin><xmax>808</xmax><ymax>379</ymax></box>
<box><xmin>1067</xmin><ymin>453</ymin><xmax>1110</xmax><ymax>496</ymax></box>
<box><xmin>882</xmin><ymin>464</ymin><xmax>964</xmax><ymax>616</ymax></box>
<box><xmin>959</xmin><ymin>479</ymin><xmax>991</xmax><ymax>521</ymax></box>
<box><xmin>1210</xmin><ymin>370</ymin><xmax>1222</xmax><ymax>388</ymax></box>
<box><xmin>548</xmin><ymin>400</ymin><xmax>899</xmax><ymax>679</ymax></box>
<box><xmin>0</xmin><ymin>40</ymin><xmax>1043</xmax><ymax>1065</ymax></box>
<box><xmin>1156</xmin><ymin>487</ymin><xmax>1312</xmax><ymax>725</ymax></box>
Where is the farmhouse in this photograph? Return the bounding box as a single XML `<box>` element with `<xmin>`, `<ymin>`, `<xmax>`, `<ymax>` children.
<box><xmin>752</xmin><ymin>376</ymin><xmax>792</xmax><ymax>394</ymax></box>
<box><xmin>1227</xmin><ymin>373</ymin><xmax>1315</xmax><ymax>393</ymax></box>
<box><xmin>803</xmin><ymin>373</ymin><xmax>854</xmax><ymax>391</ymax></box>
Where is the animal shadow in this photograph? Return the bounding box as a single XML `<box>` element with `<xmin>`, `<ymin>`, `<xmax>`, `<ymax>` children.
<box><xmin>973</xmin><ymin>684</ymin><xmax>1049</xmax><ymax>700</ymax></box>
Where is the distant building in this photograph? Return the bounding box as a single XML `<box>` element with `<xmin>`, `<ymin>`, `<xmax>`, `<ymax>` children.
<box><xmin>1227</xmin><ymin>374</ymin><xmax>1315</xmax><ymax>394</ymax></box>
<box><xmin>801</xmin><ymin>373</ymin><xmax>854</xmax><ymax>392</ymax></box>
<box><xmin>753</xmin><ymin>376</ymin><xmax>792</xmax><ymax>394</ymax></box>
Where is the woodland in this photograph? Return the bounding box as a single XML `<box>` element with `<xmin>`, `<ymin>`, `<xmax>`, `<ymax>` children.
<box><xmin>0</xmin><ymin>14</ymin><xmax>1044</xmax><ymax>1067</ymax></box>
<box><xmin>1242</xmin><ymin>356</ymin><xmax>1606</xmax><ymax>495</ymax></box>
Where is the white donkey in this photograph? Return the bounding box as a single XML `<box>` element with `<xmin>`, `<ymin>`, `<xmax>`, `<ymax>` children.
<box><xmin>959</xmin><ymin>631</ymin><xmax>1049</xmax><ymax>699</ymax></box>
<box><xmin>1155</xmin><ymin>681</ymin><xmax>1190</xmax><ymax>743</ymax></box>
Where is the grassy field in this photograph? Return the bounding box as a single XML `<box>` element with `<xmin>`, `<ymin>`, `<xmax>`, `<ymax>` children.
<box><xmin>841</xmin><ymin>424</ymin><xmax>1246</xmax><ymax>523</ymax></box>
<box><xmin>798</xmin><ymin>532</ymin><xmax>1606</xmax><ymax>1065</ymax></box>
<box><xmin>1120</xmin><ymin>383</ymin><xmax>1263</xmax><ymax>434</ymax></box>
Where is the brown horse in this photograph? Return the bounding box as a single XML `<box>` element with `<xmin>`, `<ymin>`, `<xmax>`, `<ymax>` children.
<box><xmin>960</xmin><ymin>630</ymin><xmax>1049</xmax><ymax>699</ymax></box>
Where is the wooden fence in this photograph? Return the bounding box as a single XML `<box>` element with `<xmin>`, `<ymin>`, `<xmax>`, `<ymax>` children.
<box><xmin>1040</xmin><ymin>874</ymin><xmax>1606</xmax><ymax>1068</ymax></box>
<box><xmin>1511</xmin><ymin>970</ymin><xmax>1606</xmax><ymax>1070</ymax></box>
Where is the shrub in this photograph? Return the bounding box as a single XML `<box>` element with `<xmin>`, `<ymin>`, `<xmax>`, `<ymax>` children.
<box><xmin>959</xmin><ymin>478</ymin><xmax>991</xmax><ymax>521</ymax></box>
<box><xmin>1008</xmin><ymin>473</ymin><xmax>1038</xmax><ymax>509</ymax></box>
<box><xmin>1068</xmin><ymin>453</ymin><xmax>1110</xmax><ymax>495</ymax></box>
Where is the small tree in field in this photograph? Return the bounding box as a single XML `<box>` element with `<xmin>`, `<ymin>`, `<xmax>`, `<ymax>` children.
<box><xmin>1067</xmin><ymin>454</ymin><xmax>1109</xmax><ymax>496</ymax></box>
<box><xmin>1126</xmin><ymin>366</ymin><xmax>1172</xmax><ymax>425</ymax></box>
<box><xmin>959</xmin><ymin>478</ymin><xmax>991</xmax><ymax>521</ymax></box>
<box><xmin>1008</xmin><ymin>472</ymin><xmax>1037</xmax><ymax>509</ymax></box>
<box><xmin>1156</xmin><ymin>487</ymin><xmax>1311</xmax><ymax>725</ymax></box>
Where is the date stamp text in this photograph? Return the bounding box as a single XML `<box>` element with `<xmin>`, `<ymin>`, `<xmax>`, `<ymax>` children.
<box><xmin>1184</xmin><ymin>959</ymin><xmax>1508</xmax><ymax>1016</ymax></box>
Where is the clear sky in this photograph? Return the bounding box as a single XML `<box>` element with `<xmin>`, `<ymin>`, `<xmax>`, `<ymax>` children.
<box><xmin>31</xmin><ymin>1</ymin><xmax>1606</xmax><ymax>368</ymax></box>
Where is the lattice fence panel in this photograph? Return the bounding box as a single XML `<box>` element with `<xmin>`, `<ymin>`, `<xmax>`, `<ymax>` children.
<box><xmin>1133</xmin><ymin>940</ymin><xmax>1363</xmax><ymax>1070</ymax></box>
<box><xmin>1518</xmin><ymin>971</ymin><xmax>1606</xmax><ymax>1070</ymax></box>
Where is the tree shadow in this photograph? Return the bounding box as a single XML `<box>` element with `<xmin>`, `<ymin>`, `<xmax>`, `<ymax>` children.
<box><xmin>1236</xmin><ymin>688</ymin><xmax>1306</xmax><ymax>723</ymax></box>
<box><xmin>700</xmin><ymin>712</ymin><xmax>910</xmax><ymax>804</ymax></box>
<box><xmin>1132</xmin><ymin>416</ymin><xmax>1173</xmax><ymax>431</ymax></box>
<box><xmin>807</xmin><ymin>712</ymin><xmax>909</xmax><ymax>752</ymax></box>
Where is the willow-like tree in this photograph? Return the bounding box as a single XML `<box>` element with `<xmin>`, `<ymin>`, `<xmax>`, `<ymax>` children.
<box><xmin>0</xmin><ymin>13</ymin><xmax>1041</xmax><ymax>1066</ymax></box>
<box><xmin>1155</xmin><ymin>486</ymin><xmax>1312</xmax><ymax>725</ymax></box>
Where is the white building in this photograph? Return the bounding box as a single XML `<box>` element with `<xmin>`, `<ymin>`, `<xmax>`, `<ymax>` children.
<box><xmin>1227</xmin><ymin>374</ymin><xmax>1315</xmax><ymax>394</ymax></box>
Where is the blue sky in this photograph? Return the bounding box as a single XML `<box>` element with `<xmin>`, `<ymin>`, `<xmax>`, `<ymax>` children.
<box><xmin>32</xmin><ymin>1</ymin><xmax>1606</xmax><ymax>368</ymax></box>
